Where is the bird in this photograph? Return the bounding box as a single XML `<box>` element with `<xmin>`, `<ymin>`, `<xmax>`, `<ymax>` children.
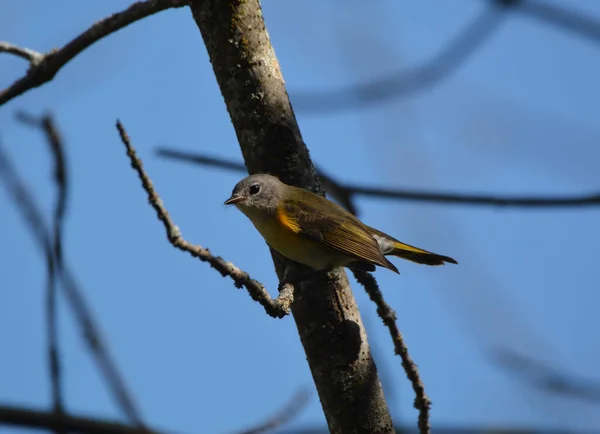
<box><xmin>225</xmin><ymin>173</ymin><xmax>457</xmax><ymax>274</ymax></box>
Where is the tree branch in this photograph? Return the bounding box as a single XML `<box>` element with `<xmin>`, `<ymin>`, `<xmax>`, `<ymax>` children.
<box><xmin>501</xmin><ymin>0</ymin><xmax>600</xmax><ymax>44</ymax></box>
<box><xmin>492</xmin><ymin>348</ymin><xmax>600</xmax><ymax>402</ymax></box>
<box><xmin>0</xmin><ymin>405</ymin><xmax>160</xmax><ymax>434</ymax></box>
<box><xmin>290</xmin><ymin>5</ymin><xmax>505</xmax><ymax>113</ymax></box>
<box><xmin>0</xmin><ymin>41</ymin><xmax>44</xmax><ymax>64</ymax></box>
<box><xmin>155</xmin><ymin>147</ymin><xmax>357</xmax><ymax>214</ymax></box>
<box><xmin>0</xmin><ymin>136</ymin><xmax>145</xmax><ymax>426</ymax></box>
<box><xmin>154</xmin><ymin>148</ymin><xmax>600</xmax><ymax>208</ymax></box>
<box><xmin>116</xmin><ymin>121</ymin><xmax>294</xmax><ymax>318</ymax></box>
<box><xmin>236</xmin><ymin>389</ymin><xmax>310</xmax><ymax>434</ymax></box>
<box><xmin>16</xmin><ymin>112</ymin><xmax>69</xmax><ymax>422</ymax></box>
<box><xmin>352</xmin><ymin>270</ymin><xmax>430</xmax><ymax>434</ymax></box>
<box><xmin>0</xmin><ymin>0</ymin><xmax>189</xmax><ymax>106</ymax></box>
<box><xmin>188</xmin><ymin>0</ymin><xmax>394</xmax><ymax>432</ymax></box>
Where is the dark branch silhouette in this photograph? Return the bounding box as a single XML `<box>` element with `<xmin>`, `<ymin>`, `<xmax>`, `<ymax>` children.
<box><xmin>155</xmin><ymin>147</ymin><xmax>358</xmax><ymax>214</ymax></box>
<box><xmin>117</xmin><ymin>122</ymin><xmax>294</xmax><ymax>319</ymax></box>
<box><xmin>492</xmin><ymin>348</ymin><xmax>600</xmax><ymax>403</ymax></box>
<box><xmin>352</xmin><ymin>270</ymin><xmax>430</xmax><ymax>434</ymax></box>
<box><xmin>290</xmin><ymin>5</ymin><xmax>506</xmax><ymax>113</ymax></box>
<box><xmin>290</xmin><ymin>0</ymin><xmax>600</xmax><ymax>113</ymax></box>
<box><xmin>16</xmin><ymin>112</ymin><xmax>69</xmax><ymax>420</ymax></box>
<box><xmin>0</xmin><ymin>0</ymin><xmax>188</xmax><ymax>106</ymax></box>
<box><xmin>0</xmin><ymin>405</ymin><xmax>159</xmax><ymax>434</ymax></box>
<box><xmin>0</xmin><ymin>136</ymin><xmax>144</xmax><ymax>425</ymax></box>
<box><xmin>508</xmin><ymin>0</ymin><xmax>600</xmax><ymax>44</ymax></box>
<box><xmin>155</xmin><ymin>148</ymin><xmax>600</xmax><ymax>208</ymax></box>
<box><xmin>236</xmin><ymin>389</ymin><xmax>310</xmax><ymax>434</ymax></box>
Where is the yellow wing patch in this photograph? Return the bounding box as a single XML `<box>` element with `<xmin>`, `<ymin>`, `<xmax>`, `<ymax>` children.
<box><xmin>278</xmin><ymin>197</ymin><xmax>398</xmax><ymax>272</ymax></box>
<box><xmin>276</xmin><ymin>205</ymin><xmax>302</xmax><ymax>233</ymax></box>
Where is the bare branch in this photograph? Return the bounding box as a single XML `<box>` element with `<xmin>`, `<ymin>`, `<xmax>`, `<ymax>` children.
<box><xmin>0</xmin><ymin>137</ymin><xmax>145</xmax><ymax>425</ymax></box>
<box><xmin>0</xmin><ymin>41</ymin><xmax>44</xmax><ymax>64</ymax></box>
<box><xmin>17</xmin><ymin>113</ymin><xmax>69</xmax><ymax>420</ymax></box>
<box><xmin>189</xmin><ymin>0</ymin><xmax>395</xmax><ymax>430</ymax></box>
<box><xmin>0</xmin><ymin>405</ymin><xmax>161</xmax><ymax>434</ymax></box>
<box><xmin>155</xmin><ymin>147</ymin><xmax>357</xmax><ymax>214</ymax></box>
<box><xmin>345</xmin><ymin>185</ymin><xmax>600</xmax><ymax>207</ymax></box>
<box><xmin>492</xmin><ymin>348</ymin><xmax>600</xmax><ymax>403</ymax></box>
<box><xmin>117</xmin><ymin>121</ymin><xmax>294</xmax><ymax>318</ymax></box>
<box><xmin>155</xmin><ymin>148</ymin><xmax>600</xmax><ymax>209</ymax></box>
<box><xmin>235</xmin><ymin>389</ymin><xmax>310</xmax><ymax>434</ymax></box>
<box><xmin>290</xmin><ymin>6</ymin><xmax>505</xmax><ymax>113</ymax></box>
<box><xmin>290</xmin><ymin>0</ymin><xmax>600</xmax><ymax>113</ymax></box>
<box><xmin>505</xmin><ymin>0</ymin><xmax>600</xmax><ymax>44</ymax></box>
<box><xmin>0</xmin><ymin>0</ymin><xmax>189</xmax><ymax>107</ymax></box>
<box><xmin>352</xmin><ymin>270</ymin><xmax>431</xmax><ymax>434</ymax></box>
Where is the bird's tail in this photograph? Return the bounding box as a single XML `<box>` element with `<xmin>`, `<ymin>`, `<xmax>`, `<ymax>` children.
<box><xmin>387</xmin><ymin>240</ymin><xmax>457</xmax><ymax>266</ymax></box>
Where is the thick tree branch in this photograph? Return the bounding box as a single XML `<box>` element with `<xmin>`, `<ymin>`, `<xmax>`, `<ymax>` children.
<box><xmin>154</xmin><ymin>148</ymin><xmax>600</xmax><ymax>208</ymax></box>
<box><xmin>0</xmin><ymin>138</ymin><xmax>144</xmax><ymax>426</ymax></box>
<box><xmin>0</xmin><ymin>405</ymin><xmax>159</xmax><ymax>434</ymax></box>
<box><xmin>116</xmin><ymin>121</ymin><xmax>294</xmax><ymax>318</ymax></box>
<box><xmin>188</xmin><ymin>0</ymin><xmax>394</xmax><ymax>432</ymax></box>
<box><xmin>0</xmin><ymin>0</ymin><xmax>188</xmax><ymax>106</ymax></box>
<box><xmin>353</xmin><ymin>270</ymin><xmax>431</xmax><ymax>434</ymax></box>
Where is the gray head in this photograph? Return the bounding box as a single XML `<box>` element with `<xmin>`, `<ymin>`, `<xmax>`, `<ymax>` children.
<box><xmin>224</xmin><ymin>174</ymin><xmax>285</xmax><ymax>214</ymax></box>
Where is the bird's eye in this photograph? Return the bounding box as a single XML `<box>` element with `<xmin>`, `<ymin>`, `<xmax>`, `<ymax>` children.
<box><xmin>249</xmin><ymin>184</ymin><xmax>260</xmax><ymax>195</ymax></box>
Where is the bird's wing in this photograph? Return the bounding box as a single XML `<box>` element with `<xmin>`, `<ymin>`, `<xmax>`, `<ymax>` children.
<box><xmin>278</xmin><ymin>196</ymin><xmax>396</xmax><ymax>271</ymax></box>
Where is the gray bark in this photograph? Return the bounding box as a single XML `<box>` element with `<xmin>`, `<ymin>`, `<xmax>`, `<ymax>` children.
<box><xmin>188</xmin><ymin>1</ymin><xmax>394</xmax><ymax>432</ymax></box>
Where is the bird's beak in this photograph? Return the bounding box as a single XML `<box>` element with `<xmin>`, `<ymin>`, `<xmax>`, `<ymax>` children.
<box><xmin>224</xmin><ymin>195</ymin><xmax>246</xmax><ymax>205</ymax></box>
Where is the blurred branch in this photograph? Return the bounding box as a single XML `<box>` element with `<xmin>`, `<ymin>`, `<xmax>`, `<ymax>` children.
<box><xmin>0</xmin><ymin>0</ymin><xmax>189</xmax><ymax>106</ymax></box>
<box><xmin>155</xmin><ymin>147</ymin><xmax>357</xmax><ymax>214</ymax></box>
<box><xmin>352</xmin><ymin>270</ymin><xmax>430</xmax><ymax>434</ymax></box>
<box><xmin>17</xmin><ymin>112</ymin><xmax>69</xmax><ymax>421</ymax></box>
<box><xmin>155</xmin><ymin>148</ymin><xmax>600</xmax><ymax>208</ymax></box>
<box><xmin>235</xmin><ymin>389</ymin><xmax>310</xmax><ymax>434</ymax></box>
<box><xmin>117</xmin><ymin>121</ymin><xmax>294</xmax><ymax>319</ymax></box>
<box><xmin>291</xmin><ymin>5</ymin><xmax>505</xmax><ymax>113</ymax></box>
<box><xmin>0</xmin><ymin>405</ymin><xmax>160</xmax><ymax>434</ymax></box>
<box><xmin>345</xmin><ymin>185</ymin><xmax>600</xmax><ymax>207</ymax></box>
<box><xmin>0</xmin><ymin>135</ymin><xmax>145</xmax><ymax>425</ymax></box>
<box><xmin>492</xmin><ymin>348</ymin><xmax>600</xmax><ymax>403</ymax></box>
<box><xmin>501</xmin><ymin>0</ymin><xmax>600</xmax><ymax>44</ymax></box>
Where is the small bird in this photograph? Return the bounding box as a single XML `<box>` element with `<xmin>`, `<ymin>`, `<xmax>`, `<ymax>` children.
<box><xmin>224</xmin><ymin>174</ymin><xmax>457</xmax><ymax>274</ymax></box>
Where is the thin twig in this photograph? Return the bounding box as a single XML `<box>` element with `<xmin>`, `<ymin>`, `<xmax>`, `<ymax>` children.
<box><xmin>0</xmin><ymin>41</ymin><xmax>44</xmax><ymax>64</ymax></box>
<box><xmin>345</xmin><ymin>184</ymin><xmax>600</xmax><ymax>207</ymax></box>
<box><xmin>117</xmin><ymin>122</ymin><xmax>294</xmax><ymax>318</ymax></box>
<box><xmin>235</xmin><ymin>389</ymin><xmax>310</xmax><ymax>434</ymax></box>
<box><xmin>155</xmin><ymin>147</ymin><xmax>357</xmax><ymax>214</ymax></box>
<box><xmin>352</xmin><ymin>270</ymin><xmax>431</xmax><ymax>434</ymax></box>
<box><xmin>290</xmin><ymin>5</ymin><xmax>505</xmax><ymax>113</ymax></box>
<box><xmin>155</xmin><ymin>148</ymin><xmax>600</xmax><ymax>208</ymax></box>
<box><xmin>492</xmin><ymin>348</ymin><xmax>600</xmax><ymax>402</ymax></box>
<box><xmin>0</xmin><ymin>0</ymin><xmax>189</xmax><ymax>106</ymax></box>
<box><xmin>37</xmin><ymin>114</ymin><xmax>69</xmax><ymax>420</ymax></box>
<box><xmin>0</xmin><ymin>138</ymin><xmax>145</xmax><ymax>426</ymax></box>
<box><xmin>507</xmin><ymin>0</ymin><xmax>600</xmax><ymax>44</ymax></box>
<box><xmin>0</xmin><ymin>405</ymin><xmax>160</xmax><ymax>434</ymax></box>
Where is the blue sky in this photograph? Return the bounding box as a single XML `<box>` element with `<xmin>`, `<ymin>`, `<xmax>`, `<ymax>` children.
<box><xmin>1</xmin><ymin>0</ymin><xmax>599</xmax><ymax>432</ymax></box>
